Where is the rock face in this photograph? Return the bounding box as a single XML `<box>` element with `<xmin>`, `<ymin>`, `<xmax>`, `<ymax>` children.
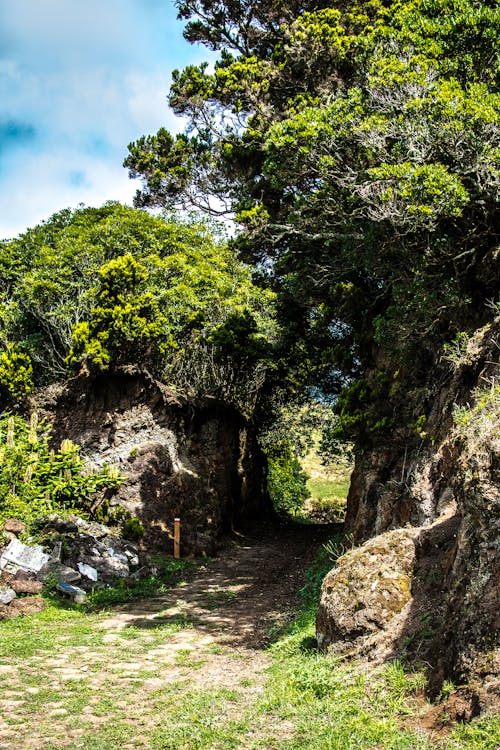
<box><xmin>318</xmin><ymin>317</ymin><xmax>499</xmax><ymax>699</ymax></box>
<box><xmin>34</xmin><ymin>370</ymin><xmax>269</xmax><ymax>554</ymax></box>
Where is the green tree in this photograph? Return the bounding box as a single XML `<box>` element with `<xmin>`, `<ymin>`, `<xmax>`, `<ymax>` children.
<box><xmin>125</xmin><ymin>0</ymin><xmax>500</xmax><ymax>446</ymax></box>
<box><xmin>0</xmin><ymin>204</ymin><xmax>277</xmax><ymax>414</ymax></box>
<box><xmin>264</xmin><ymin>440</ymin><xmax>310</xmax><ymax>516</ymax></box>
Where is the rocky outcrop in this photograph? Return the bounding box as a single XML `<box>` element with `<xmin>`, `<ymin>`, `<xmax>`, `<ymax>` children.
<box><xmin>318</xmin><ymin>317</ymin><xmax>499</xmax><ymax>701</ymax></box>
<box><xmin>33</xmin><ymin>369</ymin><xmax>269</xmax><ymax>554</ymax></box>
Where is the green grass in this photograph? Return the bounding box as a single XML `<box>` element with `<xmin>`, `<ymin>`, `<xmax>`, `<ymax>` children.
<box><xmin>299</xmin><ymin>443</ymin><xmax>352</xmax><ymax>521</ymax></box>
<box><xmin>1</xmin><ymin>544</ymin><xmax>498</xmax><ymax>749</ymax></box>
<box><xmin>306</xmin><ymin>476</ymin><xmax>351</xmax><ymax>502</ymax></box>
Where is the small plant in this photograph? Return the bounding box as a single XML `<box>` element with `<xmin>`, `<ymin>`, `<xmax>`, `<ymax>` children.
<box><xmin>323</xmin><ymin>533</ymin><xmax>355</xmax><ymax>563</ymax></box>
<box><xmin>440</xmin><ymin>679</ymin><xmax>457</xmax><ymax>701</ymax></box>
<box><xmin>93</xmin><ymin>499</ymin><xmax>129</xmax><ymax>526</ymax></box>
<box><xmin>443</xmin><ymin>331</ymin><xmax>471</xmax><ymax>368</ymax></box>
<box><xmin>121</xmin><ymin>516</ymin><xmax>145</xmax><ymax>542</ymax></box>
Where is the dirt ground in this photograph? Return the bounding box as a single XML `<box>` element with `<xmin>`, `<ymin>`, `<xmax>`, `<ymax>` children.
<box><xmin>0</xmin><ymin>520</ymin><xmax>337</xmax><ymax>749</ymax></box>
<box><xmin>100</xmin><ymin>521</ymin><xmax>335</xmax><ymax>644</ymax></box>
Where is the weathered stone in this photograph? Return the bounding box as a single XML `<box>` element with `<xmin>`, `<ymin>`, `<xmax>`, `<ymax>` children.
<box><xmin>0</xmin><ymin>570</ymin><xmax>13</xmax><ymax>586</ymax></box>
<box><xmin>77</xmin><ymin>562</ymin><xmax>98</xmax><ymax>581</ymax></box>
<box><xmin>11</xmin><ymin>579</ymin><xmax>43</xmax><ymax>595</ymax></box>
<box><xmin>33</xmin><ymin>369</ymin><xmax>269</xmax><ymax>554</ymax></box>
<box><xmin>130</xmin><ymin>565</ymin><xmax>149</xmax><ymax>579</ymax></box>
<box><xmin>0</xmin><ymin>531</ymin><xmax>17</xmax><ymax>543</ymax></box>
<box><xmin>13</xmin><ymin>569</ymin><xmax>33</xmax><ymax>581</ymax></box>
<box><xmin>37</xmin><ymin>562</ymin><xmax>81</xmax><ymax>584</ymax></box>
<box><xmin>0</xmin><ymin>587</ymin><xmax>16</xmax><ymax>605</ymax></box>
<box><xmin>2</xmin><ymin>519</ymin><xmax>26</xmax><ymax>535</ymax></box>
<box><xmin>49</xmin><ymin>541</ymin><xmax>63</xmax><ymax>564</ymax></box>
<box><xmin>0</xmin><ymin>539</ymin><xmax>50</xmax><ymax>573</ymax></box>
<box><xmin>317</xmin><ymin>529</ymin><xmax>417</xmax><ymax>653</ymax></box>
<box><xmin>0</xmin><ymin>604</ymin><xmax>21</xmax><ymax>620</ymax></box>
<box><xmin>10</xmin><ymin>596</ymin><xmax>46</xmax><ymax>616</ymax></box>
<box><xmin>79</xmin><ymin>555</ymin><xmax>129</xmax><ymax>579</ymax></box>
<box><xmin>341</xmin><ymin>317</ymin><xmax>500</xmax><ymax>698</ymax></box>
<box><xmin>42</xmin><ymin>515</ymin><xmax>78</xmax><ymax>534</ymax></box>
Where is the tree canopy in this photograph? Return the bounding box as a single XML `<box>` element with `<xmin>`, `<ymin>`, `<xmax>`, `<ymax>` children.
<box><xmin>125</xmin><ymin>0</ymin><xmax>500</xmax><ymax>447</ymax></box>
<box><xmin>0</xmin><ymin>203</ymin><xmax>276</xmax><ymax>414</ymax></box>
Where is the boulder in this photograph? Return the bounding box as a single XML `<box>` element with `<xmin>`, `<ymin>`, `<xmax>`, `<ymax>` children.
<box><xmin>10</xmin><ymin>596</ymin><xmax>46</xmax><ymax>616</ymax></box>
<box><xmin>11</xmin><ymin>579</ymin><xmax>43</xmax><ymax>595</ymax></box>
<box><xmin>0</xmin><ymin>538</ymin><xmax>50</xmax><ymax>574</ymax></box>
<box><xmin>0</xmin><ymin>587</ymin><xmax>17</xmax><ymax>606</ymax></box>
<box><xmin>37</xmin><ymin>562</ymin><xmax>81</xmax><ymax>584</ymax></box>
<box><xmin>317</xmin><ymin>529</ymin><xmax>417</xmax><ymax>654</ymax></box>
<box><xmin>0</xmin><ymin>604</ymin><xmax>20</xmax><ymax>621</ymax></box>
<box><xmin>78</xmin><ymin>555</ymin><xmax>129</xmax><ymax>579</ymax></box>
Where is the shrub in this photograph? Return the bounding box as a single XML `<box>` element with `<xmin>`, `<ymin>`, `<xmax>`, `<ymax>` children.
<box><xmin>121</xmin><ymin>516</ymin><xmax>145</xmax><ymax>542</ymax></box>
<box><xmin>0</xmin><ymin>412</ymin><xmax>123</xmax><ymax>529</ymax></box>
<box><xmin>265</xmin><ymin>441</ymin><xmax>310</xmax><ymax>516</ymax></box>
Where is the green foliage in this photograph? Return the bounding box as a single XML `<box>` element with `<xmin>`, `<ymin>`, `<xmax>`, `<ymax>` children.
<box><xmin>67</xmin><ymin>253</ymin><xmax>171</xmax><ymax>372</ymax></box>
<box><xmin>0</xmin><ymin>412</ymin><xmax>122</xmax><ymax>529</ymax></box>
<box><xmin>265</xmin><ymin>440</ymin><xmax>310</xmax><ymax>515</ymax></box>
<box><xmin>1</xmin><ymin>203</ymin><xmax>277</xmax><ymax>413</ymax></box>
<box><xmin>126</xmin><ymin>0</ymin><xmax>500</xmax><ymax>450</ymax></box>
<box><xmin>121</xmin><ymin>516</ymin><xmax>145</xmax><ymax>542</ymax></box>
<box><xmin>0</xmin><ymin>345</ymin><xmax>33</xmax><ymax>402</ymax></box>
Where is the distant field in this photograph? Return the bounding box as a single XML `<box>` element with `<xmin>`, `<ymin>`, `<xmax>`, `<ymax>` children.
<box><xmin>300</xmin><ymin>440</ymin><xmax>353</xmax><ymax>522</ymax></box>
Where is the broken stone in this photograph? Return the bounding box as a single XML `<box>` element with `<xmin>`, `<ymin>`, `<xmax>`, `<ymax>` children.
<box><xmin>11</xmin><ymin>579</ymin><xmax>43</xmax><ymax>595</ymax></box>
<box><xmin>42</xmin><ymin>515</ymin><xmax>78</xmax><ymax>534</ymax></box>
<box><xmin>0</xmin><ymin>538</ymin><xmax>50</xmax><ymax>573</ymax></box>
<box><xmin>130</xmin><ymin>565</ymin><xmax>149</xmax><ymax>580</ymax></box>
<box><xmin>37</xmin><ymin>562</ymin><xmax>81</xmax><ymax>584</ymax></box>
<box><xmin>2</xmin><ymin>519</ymin><xmax>26</xmax><ymax>535</ymax></box>
<box><xmin>0</xmin><ymin>531</ymin><xmax>17</xmax><ymax>543</ymax></box>
<box><xmin>56</xmin><ymin>582</ymin><xmax>87</xmax><ymax>604</ymax></box>
<box><xmin>0</xmin><ymin>587</ymin><xmax>16</xmax><ymax>605</ymax></box>
<box><xmin>10</xmin><ymin>596</ymin><xmax>46</xmax><ymax>616</ymax></box>
<box><xmin>77</xmin><ymin>562</ymin><xmax>98</xmax><ymax>581</ymax></box>
<box><xmin>80</xmin><ymin>555</ymin><xmax>129</xmax><ymax>579</ymax></box>
<box><xmin>107</xmin><ymin>549</ymin><xmax>129</xmax><ymax>563</ymax></box>
<box><xmin>13</xmin><ymin>569</ymin><xmax>33</xmax><ymax>581</ymax></box>
<box><xmin>0</xmin><ymin>570</ymin><xmax>13</xmax><ymax>586</ymax></box>
<box><xmin>49</xmin><ymin>541</ymin><xmax>63</xmax><ymax>564</ymax></box>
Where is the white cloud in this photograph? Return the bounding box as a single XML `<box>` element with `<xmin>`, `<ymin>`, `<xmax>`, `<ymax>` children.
<box><xmin>0</xmin><ymin>0</ymin><xmax>205</xmax><ymax>238</ymax></box>
<box><xmin>0</xmin><ymin>147</ymin><xmax>143</xmax><ymax>239</ymax></box>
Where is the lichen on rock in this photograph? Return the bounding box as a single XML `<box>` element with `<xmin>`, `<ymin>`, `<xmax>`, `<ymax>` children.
<box><xmin>316</xmin><ymin>528</ymin><xmax>417</xmax><ymax>655</ymax></box>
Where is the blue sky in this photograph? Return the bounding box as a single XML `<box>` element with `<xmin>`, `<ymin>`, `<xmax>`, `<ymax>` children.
<box><xmin>0</xmin><ymin>0</ymin><xmax>208</xmax><ymax>239</ymax></box>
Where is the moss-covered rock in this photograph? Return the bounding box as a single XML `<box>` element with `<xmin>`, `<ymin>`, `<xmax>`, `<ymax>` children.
<box><xmin>316</xmin><ymin>528</ymin><xmax>417</xmax><ymax>653</ymax></box>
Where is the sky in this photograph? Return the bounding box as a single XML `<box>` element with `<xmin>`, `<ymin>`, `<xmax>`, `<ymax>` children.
<box><xmin>0</xmin><ymin>0</ymin><xmax>208</xmax><ymax>239</ymax></box>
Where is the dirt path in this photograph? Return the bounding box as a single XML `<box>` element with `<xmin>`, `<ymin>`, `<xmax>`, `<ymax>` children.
<box><xmin>100</xmin><ymin>521</ymin><xmax>333</xmax><ymax>645</ymax></box>
<box><xmin>0</xmin><ymin>521</ymin><xmax>337</xmax><ymax>750</ymax></box>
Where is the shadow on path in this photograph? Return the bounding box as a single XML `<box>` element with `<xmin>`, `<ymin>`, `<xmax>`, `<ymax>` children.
<box><xmin>99</xmin><ymin>520</ymin><xmax>341</xmax><ymax>648</ymax></box>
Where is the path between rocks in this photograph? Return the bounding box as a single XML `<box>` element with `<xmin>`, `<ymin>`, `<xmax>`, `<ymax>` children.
<box><xmin>0</xmin><ymin>521</ymin><xmax>337</xmax><ymax>750</ymax></box>
<box><xmin>100</xmin><ymin>522</ymin><xmax>333</xmax><ymax>644</ymax></box>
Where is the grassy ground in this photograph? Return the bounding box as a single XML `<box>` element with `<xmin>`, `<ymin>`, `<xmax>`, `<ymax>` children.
<box><xmin>300</xmin><ymin>442</ymin><xmax>353</xmax><ymax>522</ymax></box>
<box><xmin>1</xmin><ymin>541</ymin><xmax>498</xmax><ymax>749</ymax></box>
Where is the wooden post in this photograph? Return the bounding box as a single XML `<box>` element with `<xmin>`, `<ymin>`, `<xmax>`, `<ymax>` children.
<box><xmin>173</xmin><ymin>517</ymin><xmax>181</xmax><ymax>559</ymax></box>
